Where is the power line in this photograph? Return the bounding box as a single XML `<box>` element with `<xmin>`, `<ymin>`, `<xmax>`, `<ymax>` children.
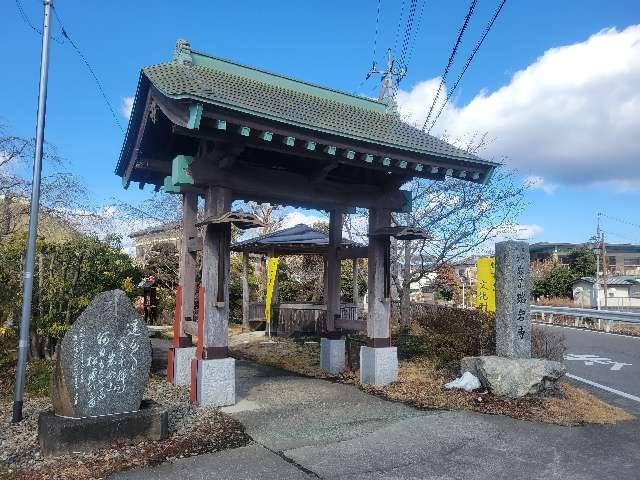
<box><xmin>372</xmin><ymin>0</ymin><xmax>382</xmax><ymax>67</ymax></box>
<box><xmin>421</xmin><ymin>0</ymin><xmax>477</xmax><ymax>132</ymax></box>
<box><xmin>51</xmin><ymin>6</ymin><xmax>123</xmax><ymax>132</ymax></box>
<box><xmin>402</xmin><ymin>0</ymin><xmax>427</xmax><ymax>71</ymax></box>
<box><xmin>398</xmin><ymin>0</ymin><xmax>419</xmax><ymax>69</ymax></box>
<box><xmin>356</xmin><ymin>0</ymin><xmax>383</xmax><ymax>93</ymax></box>
<box><xmin>426</xmin><ymin>0</ymin><xmax>508</xmax><ymax>133</ymax></box>
<box><xmin>599</xmin><ymin>212</ymin><xmax>640</xmax><ymax>230</ymax></box>
<box><xmin>393</xmin><ymin>0</ymin><xmax>408</xmax><ymax>55</ymax></box>
<box><xmin>15</xmin><ymin>0</ymin><xmax>63</xmax><ymax>44</ymax></box>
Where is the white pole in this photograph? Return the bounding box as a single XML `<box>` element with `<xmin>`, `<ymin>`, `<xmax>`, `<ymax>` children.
<box><xmin>13</xmin><ymin>0</ymin><xmax>53</xmax><ymax>423</ymax></box>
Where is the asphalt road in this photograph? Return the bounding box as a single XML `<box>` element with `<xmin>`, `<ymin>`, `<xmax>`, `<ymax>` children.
<box><xmin>536</xmin><ymin>323</ymin><xmax>640</xmax><ymax>414</ymax></box>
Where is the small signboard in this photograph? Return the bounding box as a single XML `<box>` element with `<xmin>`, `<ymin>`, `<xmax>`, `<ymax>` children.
<box><xmin>265</xmin><ymin>257</ymin><xmax>279</xmax><ymax>324</ymax></box>
<box><xmin>476</xmin><ymin>257</ymin><xmax>496</xmax><ymax>313</ymax></box>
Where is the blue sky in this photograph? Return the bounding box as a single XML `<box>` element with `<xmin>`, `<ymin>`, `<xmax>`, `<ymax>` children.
<box><xmin>2</xmin><ymin>0</ymin><xmax>639</xmax><ymax>245</ymax></box>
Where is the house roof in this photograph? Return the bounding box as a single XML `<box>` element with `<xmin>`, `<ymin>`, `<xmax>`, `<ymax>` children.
<box><xmin>116</xmin><ymin>40</ymin><xmax>498</xmax><ymax>185</ymax></box>
<box><xmin>530</xmin><ymin>242</ymin><xmax>640</xmax><ymax>255</ymax></box>
<box><xmin>129</xmin><ymin>221</ymin><xmax>180</xmax><ymax>238</ymax></box>
<box><xmin>574</xmin><ymin>276</ymin><xmax>640</xmax><ymax>286</ymax></box>
<box><xmin>231</xmin><ymin>224</ymin><xmax>365</xmax><ymax>256</ymax></box>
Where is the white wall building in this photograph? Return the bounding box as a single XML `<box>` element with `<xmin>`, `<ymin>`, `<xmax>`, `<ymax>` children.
<box><xmin>572</xmin><ymin>276</ymin><xmax>640</xmax><ymax>309</ymax></box>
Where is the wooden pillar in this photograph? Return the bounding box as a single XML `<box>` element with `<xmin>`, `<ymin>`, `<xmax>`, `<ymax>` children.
<box><xmin>325</xmin><ymin>208</ymin><xmax>343</xmax><ymax>332</ymax></box>
<box><xmin>176</xmin><ymin>192</ymin><xmax>197</xmax><ymax>346</ymax></box>
<box><xmin>241</xmin><ymin>252</ymin><xmax>250</xmax><ymax>331</ymax></box>
<box><xmin>352</xmin><ymin>258</ymin><xmax>359</xmax><ymax>306</ymax></box>
<box><xmin>367</xmin><ymin>208</ymin><xmax>391</xmax><ymax>345</ymax></box>
<box><xmin>199</xmin><ymin>186</ymin><xmax>232</xmax><ymax>358</ymax></box>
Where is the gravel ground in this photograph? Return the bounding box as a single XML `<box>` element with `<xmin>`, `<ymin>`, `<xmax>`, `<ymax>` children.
<box><xmin>0</xmin><ymin>374</ymin><xmax>249</xmax><ymax>480</ymax></box>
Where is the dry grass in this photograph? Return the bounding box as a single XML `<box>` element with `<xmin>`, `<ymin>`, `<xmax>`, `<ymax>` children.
<box><xmin>230</xmin><ymin>337</ymin><xmax>634</xmax><ymax>427</ymax></box>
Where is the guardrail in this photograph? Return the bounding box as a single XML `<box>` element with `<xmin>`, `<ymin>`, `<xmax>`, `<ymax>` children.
<box><xmin>530</xmin><ymin>305</ymin><xmax>640</xmax><ymax>332</ymax></box>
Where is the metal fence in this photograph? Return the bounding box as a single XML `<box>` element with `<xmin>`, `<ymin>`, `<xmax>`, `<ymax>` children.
<box><xmin>530</xmin><ymin>305</ymin><xmax>640</xmax><ymax>332</ymax></box>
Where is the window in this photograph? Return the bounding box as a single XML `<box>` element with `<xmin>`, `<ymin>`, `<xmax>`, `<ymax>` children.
<box><xmin>623</xmin><ymin>257</ymin><xmax>640</xmax><ymax>267</ymax></box>
<box><xmin>607</xmin><ymin>256</ymin><xmax>617</xmax><ymax>266</ymax></box>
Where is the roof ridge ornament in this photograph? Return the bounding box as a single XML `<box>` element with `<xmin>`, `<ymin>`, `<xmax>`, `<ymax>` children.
<box><xmin>173</xmin><ymin>39</ymin><xmax>193</xmax><ymax>65</ymax></box>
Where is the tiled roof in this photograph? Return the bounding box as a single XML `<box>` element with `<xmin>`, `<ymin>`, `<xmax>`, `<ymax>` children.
<box><xmin>129</xmin><ymin>221</ymin><xmax>180</xmax><ymax>238</ymax></box>
<box><xmin>232</xmin><ymin>224</ymin><xmax>363</xmax><ymax>250</ymax></box>
<box><xmin>576</xmin><ymin>276</ymin><xmax>640</xmax><ymax>286</ymax></box>
<box><xmin>141</xmin><ymin>56</ymin><xmax>493</xmax><ymax>165</ymax></box>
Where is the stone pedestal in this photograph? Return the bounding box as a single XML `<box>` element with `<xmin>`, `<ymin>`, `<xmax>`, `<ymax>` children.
<box><xmin>38</xmin><ymin>400</ymin><xmax>168</xmax><ymax>456</ymax></box>
<box><xmin>196</xmin><ymin>357</ymin><xmax>235</xmax><ymax>407</ymax></box>
<box><xmin>360</xmin><ymin>346</ymin><xmax>398</xmax><ymax>385</ymax></box>
<box><xmin>320</xmin><ymin>338</ymin><xmax>345</xmax><ymax>374</ymax></box>
<box><xmin>169</xmin><ymin>346</ymin><xmax>196</xmax><ymax>386</ymax></box>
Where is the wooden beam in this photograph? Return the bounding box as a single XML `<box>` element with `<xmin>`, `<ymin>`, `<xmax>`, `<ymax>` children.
<box><xmin>190</xmin><ymin>158</ymin><xmax>408</xmax><ymax>211</ymax></box>
<box><xmin>368</xmin><ymin>208</ymin><xmax>391</xmax><ymax>341</ymax></box>
<box><xmin>173</xmin><ymin>124</ymin><xmax>449</xmax><ymax>182</ymax></box>
<box><xmin>325</xmin><ymin>209</ymin><xmax>343</xmax><ymax>332</ymax></box>
<box><xmin>178</xmin><ymin>192</ymin><xmax>198</xmax><ymax>341</ymax></box>
<box><xmin>310</xmin><ymin>161</ymin><xmax>339</xmax><ymax>183</ymax></box>
<box><xmin>123</xmin><ymin>89</ymin><xmax>153</xmax><ymax>185</ymax></box>
<box><xmin>196</xmin><ymin>112</ymin><xmax>488</xmax><ymax>177</ymax></box>
<box><xmin>241</xmin><ymin>252</ymin><xmax>250</xmax><ymax>331</ymax></box>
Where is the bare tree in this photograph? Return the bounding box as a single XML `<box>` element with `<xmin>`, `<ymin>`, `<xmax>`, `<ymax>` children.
<box><xmin>0</xmin><ymin>124</ymin><xmax>92</xmax><ymax>238</ymax></box>
<box><xmin>391</xmin><ymin>166</ymin><xmax>528</xmax><ymax>325</ymax></box>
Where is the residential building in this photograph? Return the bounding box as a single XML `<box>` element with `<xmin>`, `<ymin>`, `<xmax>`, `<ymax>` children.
<box><xmin>530</xmin><ymin>242</ymin><xmax>640</xmax><ymax>275</ymax></box>
<box><xmin>572</xmin><ymin>276</ymin><xmax>640</xmax><ymax>309</ymax></box>
<box><xmin>129</xmin><ymin>221</ymin><xmax>181</xmax><ymax>260</ymax></box>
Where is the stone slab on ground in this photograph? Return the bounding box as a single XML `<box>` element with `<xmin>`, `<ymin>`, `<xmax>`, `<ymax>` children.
<box><xmin>39</xmin><ymin>401</ymin><xmax>168</xmax><ymax>456</ymax></box>
<box><xmin>109</xmin><ymin>443</ymin><xmax>313</xmax><ymax>480</ymax></box>
<box><xmin>224</xmin><ymin>360</ymin><xmax>427</xmax><ymax>451</ymax></box>
<box><xmin>320</xmin><ymin>338</ymin><xmax>346</xmax><ymax>374</ymax></box>
<box><xmin>359</xmin><ymin>346</ymin><xmax>398</xmax><ymax>386</ymax></box>
<box><xmin>50</xmin><ymin>289</ymin><xmax>151</xmax><ymax>417</ymax></box>
<box><xmin>461</xmin><ymin>355</ymin><xmax>566</xmax><ymax>398</ymax></box>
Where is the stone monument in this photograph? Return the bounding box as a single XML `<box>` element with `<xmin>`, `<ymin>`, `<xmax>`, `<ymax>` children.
<box><xmin>458</xmin><ymin>241</ymin><xmax>566</xmax><ymax>398</ymax></box>
<box><xmin>495</xmin><ymin>240</ymin><xmax>531</xmax><ymax>358</ymax></box>
<box><xmin>39</xmin><ymin>290</ymin><xmax>167</xmax><ymax>455</ymax></box>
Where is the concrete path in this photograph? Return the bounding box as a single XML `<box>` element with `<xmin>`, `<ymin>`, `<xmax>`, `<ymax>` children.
<box><xmin>113</xmin><ymin>358</ymin><xmax>640</xmax><ymax>479</ymax></box>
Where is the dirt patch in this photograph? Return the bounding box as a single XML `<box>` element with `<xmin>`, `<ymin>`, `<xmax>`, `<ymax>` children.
<box><xmin>0</xmin><ymin>374</ymin><xmax>249</xmax><ymax>480</ymax></box>
<box><xmin>230</xmin><ymin>336</ymin><xmax>634</xmax><ymax>427</ymax></box>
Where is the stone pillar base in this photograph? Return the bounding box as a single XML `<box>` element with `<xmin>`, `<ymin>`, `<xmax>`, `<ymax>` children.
<box><xmin>360</xmin><ymin>346</ymin><xmax>398</xmax><ymax>386</ymax></box>
<box><xmin>195</xmin><ymin>357</ymin><xmax>235</xmax><ymax>407</ymax></box>
<box><xmin>168</xmin><ymin>346</ymin><xmax>196</xmax><ymax>386</ymax></box>
<box><xmin>320</xmin><ymin>338</ymin><xmax>346</xmax><ymax>374</ymax></box>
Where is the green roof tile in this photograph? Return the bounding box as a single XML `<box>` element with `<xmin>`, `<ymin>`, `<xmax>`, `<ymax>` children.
<box><xmin>141</xmin><ymin>59</ymin><xmax>495</xmax><ymax>166</ymax></box>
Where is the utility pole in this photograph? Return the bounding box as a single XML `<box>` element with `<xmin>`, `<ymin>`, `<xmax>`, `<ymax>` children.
<box><xmin>367</xmin><ymin>48</ymin><xmax>407</xmax><ymax>105</ymax></box>
<box><xmin>13</xmin><ymin>0</ymin><xmax>53</xmax><ymax>423</ymax></box>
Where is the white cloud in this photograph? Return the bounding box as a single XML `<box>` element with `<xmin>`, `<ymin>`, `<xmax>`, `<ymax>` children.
<box><xmin>121</xmin><ymin>96</ymin><xmax>134</xmax><ymax>120</ymax></box>
<box><xmin>281</xmin><ymin>210</ymin><xmax>326</xmax><ymax>229</ymax></box>
<box><xmin>397</xmin><ymin>25</ymin><xmax>640</xmax><ymax>189</ymax></box>
<box><xmin>70</xmin><ymin>205</ymin><xmax>158</xmax><ymax>255</ymax></box>
<box><xmin>495</xmin><ymin>223</ymin><xmax>544</xmax><ymax>241</ymax></box>
<box><xmin>525</xmin><ymin>175</ymin><xmax>558</xmax><ymax>194</ymax></box>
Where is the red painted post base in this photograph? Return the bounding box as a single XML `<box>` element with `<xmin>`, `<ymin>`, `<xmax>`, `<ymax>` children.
<box><xmin>189</xmin><ymin>358</ymin><xmax>199</xmax><ymax>403</ymax></box>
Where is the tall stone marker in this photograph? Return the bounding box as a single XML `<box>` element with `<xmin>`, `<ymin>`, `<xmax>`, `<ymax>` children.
<box><xmin>495</xmin><ymin>240</ymin><xmax>531</xmax><ymax>358</ymax></box>
<box><xmin>41</xmin><ymin>290</ymin><xmax>167</xmax><ymax>456</ymax></box>
<box><xmin>50</xmin><ymin>290</ymin><xmax>152</xmax><ymax>417</ymax></box>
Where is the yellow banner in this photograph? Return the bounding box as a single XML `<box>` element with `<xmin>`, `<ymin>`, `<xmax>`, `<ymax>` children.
<box><xmin>265</xmin><ymin>257</ymin><xmax>279</xmax><ymax>324</ymax></box>
<box><xmin>476</xmin><ymin>257</ymin><xmax>496</xmax><ymax>313</ymax></box>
